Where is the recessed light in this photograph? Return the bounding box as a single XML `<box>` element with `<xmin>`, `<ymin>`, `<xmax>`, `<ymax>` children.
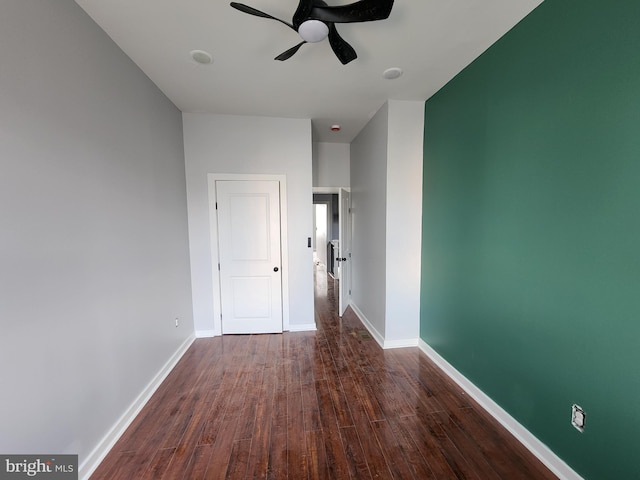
<box><xmin>383</xmin><ymin>67</ymin><xmax>403</xmax><ymax>80</ymax></box>
<box><xmin>190</xmin><ymin>50</ymin><xmax>213</xmax><ymax>65</ymax></box>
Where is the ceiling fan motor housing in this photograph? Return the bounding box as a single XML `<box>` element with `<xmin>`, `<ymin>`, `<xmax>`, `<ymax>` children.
<box><xmin>230</xmin><ymin>0</ymin><xmax>394</xmax><ymax>64</ymax></box>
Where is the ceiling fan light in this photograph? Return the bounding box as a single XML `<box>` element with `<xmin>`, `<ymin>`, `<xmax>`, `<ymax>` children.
<box><xmin>298</xmin><ymin>20</ymin><xmax>329</xmax><ymax>43</ymax></box>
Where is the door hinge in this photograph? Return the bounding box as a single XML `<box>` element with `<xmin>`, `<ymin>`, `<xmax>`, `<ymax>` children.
<box><xmin>349</xmin><ymin>289</ymin><xmax>352</xmax><ymax>295</ymax></box>
<box><xmin>215</xmin><ymin>202</ymin><xmax>218</xmax><ymax>210</ymax></box>
<box><xmin>218</xmin><ymin>263</ymin><xmax>220</xmax><ymax>271</ymax></box>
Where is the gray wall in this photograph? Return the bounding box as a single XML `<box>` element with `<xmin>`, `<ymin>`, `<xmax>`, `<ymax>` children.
<box><xmin>384</xmin><ymin>101</ymin><xmax>424</xmax><ymax>344</ymax></box>
<box><xmin>0</xmin><ymin>0</ymin><xmax>193</xmax><ymax>473</ymax></box>
<box><xmin>183</xmin><ymin>113</ymin><xmax>314</xmax><ymax>335</ymax></box>
<box><xmin>349</xmin><ymin>101</ymin><xmax>423</xmax><ymax>346</ymax></box>
<box><xmin>350</xmin><ymin>103</ymin><xmax>389</xmax><ymax>337</ymax></box>
<box><xmin>312</xmin><ymin>142</ymin><xmax>350</xmax><ymax>188</ymax></box>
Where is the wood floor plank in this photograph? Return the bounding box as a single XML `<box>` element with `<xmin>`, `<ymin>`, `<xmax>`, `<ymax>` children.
<box><xmin>400</xmin><ymin>414</ymin><xmax>461</xmax><ymax>479</ymax></box>
<box><xmin>417</xmin><ymin>410</ymin><xmax>482</xmax><ymax>480</ymax></box>
<box><xmin>204</xmin><ymin>416</ymin><xmax>240</xmax><ymax>480</ymax></box>
<box><xmin>271</xmin><ymin>362</ymin><xmax>288</xmax><ymax>438</ymax></box>
<box><xmin>451</xmin><ymin>407</ymin><xmax>558</xmax><ymax>480</ymax></box>
<box><xmin>313</xmin><ymin>380</ymin><xmax>354</xmax><ymax>479</ymax></box>
<box><xmin>370</xmin><ymin>419</ymin><xmax>418</xmax><ymax>479</ymax></box>
<box><xmin>90</xmin><ymin>267</ymin><xmax>558</xmax><ymax>480</ymax></box>
<box><xmin>185</xmin><ymin>444</ymin><xmax>215</xmax><ymax>480</ymax></box>
<box><xmin>305</xmin><ymin>430</ymin><xmax>330</xmax><ymax>480</ymax></box>
<box><xmin>386</xmin><ymin>349</ymin><xmax>446</xmax><ymax>415</ymax></box>
<box><xmin>340</xmin><ymin>425</ymin><xmax>373</xmax><ymax>479</ymax></box>
<box><xmin>198</xmin><ymin>370</ymin><xmax>243</xmax><ymax>445</ymax></box>
<box><xmin>286</xmin><ymin>383</ymin><xmax>309</xmax><ymax>479</ymax></box>
<box><xmin>266</xmin><ymin>432</ymin><xmax>288</xmax><ymax>480</ymax></box>
<box><xmin>90</xmin><ymin>451</ymin><xmax>149</xmax><ymax>480</ymax></box>
<box><xmin>431</xmin><ymin>410</ymin><xmax>502</xmax><ymax>480</ymax></box>
<box><xmin>140</xmin><ymin>448</ymin><xmax>176</xmax><ymax>480</ymax></box>
<box><xmin>301</xmin><ymin>384</ymin><xmax>322</xmax><ymax>433</ymax></box>
<box><xmin>341</xmin><ymin>381</ymin><xmax>393</xmax><ymax>480</ymax></box>
<box><xmin>224</xmin><ymin>439</ymin><xmax>251</xmax><ymax>480</ymax></box>
<box><xmin>244</xmin><ymin>376</ymin><xmax>276</xmax><ymax>479</ymax></box>
<box><xmin>386</xmin><ymin>416</ymin><xmax>437</xmax><ymax>479</ymax></box>
<box><xmin>326</xmin><ymin>375</ymin><xmax>355</xmax><ymax>428</ymax></box>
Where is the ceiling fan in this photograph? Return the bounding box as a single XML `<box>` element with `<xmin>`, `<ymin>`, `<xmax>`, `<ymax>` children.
<box><xmin>229</xmin><ymin>0</ymin><xmax>394</xmax><ymax>64</ymax></box>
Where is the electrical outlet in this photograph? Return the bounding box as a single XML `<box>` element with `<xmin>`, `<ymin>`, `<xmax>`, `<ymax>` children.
<box><xmin>175</xmin><ymin>318</ymin><xmax>180</xmax><ymax>328</ymax></box>
<box><xmin>571</xmin><ymin>404</ymin><xmax>585</xmax><ymax>432</ymax></box>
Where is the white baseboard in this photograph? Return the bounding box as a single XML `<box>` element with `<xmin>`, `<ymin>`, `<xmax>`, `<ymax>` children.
<box><xmin>350</xmin><ymin>303</ymin><xmax>385</xmax><ymax>348</ymax></box>
<box><xmin>418</xmin><ymin>339</ymin><xmax>583</xmax><ymax>480</ymax></box>
<box><xmin>383</xmin><ymin>337</ymin><xmax>419</xmax><ymax>349</ymax></box>
<box><xmin>350</xmin><ymin>304</ymin><xmax>418</xmax><ymax>350</ymax></box>
<box><xmin>195</xmin><ymin>329</ymin><xmax>217</xmax><ymax>338</ymax></box>
<box><xmin>287</xmin><ymin>323</ymin><xmax>317</xmax><ymax>332</ymax></box>
<box><xmin>79</xmin><ymin>334</ymin><xmax>195</xmax><ymax>480</ymax></box>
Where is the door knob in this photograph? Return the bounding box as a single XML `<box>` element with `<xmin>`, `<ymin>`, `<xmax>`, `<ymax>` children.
<box><xmin>274</xmin><ymin>267</ymin><xmax>279</xmax><ymax>272</ymax></box>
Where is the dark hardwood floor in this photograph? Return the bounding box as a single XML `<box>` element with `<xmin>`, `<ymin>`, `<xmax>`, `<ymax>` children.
<box><xmin>90</xmin><ymin>265</ymin><xmax>557</xmax><ymax>479</ymax></box>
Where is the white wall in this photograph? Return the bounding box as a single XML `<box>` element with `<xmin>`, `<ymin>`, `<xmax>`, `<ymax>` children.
<box><xmin>349</xmin><ymin>101</ymin><xmax>424</xmax><ymax>347</ymax></box>
<box><xmin>313</xmin><ymin>142</ymin><xmax>350</xmax><ymax>188</ymax></box>
<box><xmin>350</xmin><ymin>104</ymin><xmax>389</xmax><ymax>338</ymax></box>
<box><xmin>183</xmin><ymin>113</ymin><xmax>314</xmax><ymax>335</ymax></box>
<box><xmin>0</xmin><ymin>0</ymin><xmax>193</xmax><ymax>474</ymax></box>
<box><xmin>385</xmin><ymin>100</ymin><xmax>424</xmax><ymax>344</ymax></box>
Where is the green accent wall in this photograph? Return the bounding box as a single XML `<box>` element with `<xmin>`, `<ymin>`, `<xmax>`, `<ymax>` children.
<box><xmin>420</xmin><ymin>0</ymin><xmax>640</xmax><ymax>478</ymax></box>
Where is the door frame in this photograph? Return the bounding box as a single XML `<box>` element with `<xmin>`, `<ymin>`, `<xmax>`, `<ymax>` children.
<box><xmin>338</xmin><ymin>187</ymin><xmax>352</xmax><ymax>316</ymax></box>
<box><xmin>312</xmin><ymin>187</ymin><xmax>352</xmax><ymax>314</ymax></box>
<box><xmin>208</xmin><ymin>173</ymin><xmax>290</xmax><ymax>335</ymax></box>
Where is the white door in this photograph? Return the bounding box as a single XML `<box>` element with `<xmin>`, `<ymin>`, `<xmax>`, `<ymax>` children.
<box><xmin>338</xmin><ymin>188</ymin><xmax>351</xmax><ymax>316</ymax></box>
<box><xmin>216</xmin><ymin>180</ymin><xmax>283</xmax><ymax>334</ymax></box>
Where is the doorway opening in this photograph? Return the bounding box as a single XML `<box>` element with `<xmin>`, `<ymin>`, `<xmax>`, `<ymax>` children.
<box><xmin>312</xmin><ymin>189</ymin><xmax>351</xmax><ymax>316</ymax></box>
<box><xmin>313</xmin><ymin>203</ymin><xmax>328</xmax><ymax>267</ymax></box>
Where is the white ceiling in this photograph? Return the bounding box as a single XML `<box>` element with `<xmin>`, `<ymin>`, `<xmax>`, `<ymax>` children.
<box><xmin>74</xmin><ymin>0</ymin><xmax>542</xmax><ymax>143</ymax></box>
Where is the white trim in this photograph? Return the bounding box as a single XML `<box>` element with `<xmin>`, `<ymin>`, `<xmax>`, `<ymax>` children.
<box><xmin>350</xmin><ymin>303</ymin><xmax>418</xmax><ymax>350</ymax></box>
<box><xmin>312</xmin><ymin>186</ymin><xmax>350</xmax><ymax>194</ymax></box>
<box><xmin>418</xmin><ymin>339</ymin><xmax>583</xmax><ymax>480</ymax></box>
<box><xmin>287</xmin><ymin>323</ymin><xmax>317</xmax><ymax>332</ymax></box>
<box><xmin>79</xmin><ymin>335</ymin><xmax>195</xmax><ymax>480</ymax></box>
<box><xmin>350</xmin><ymin>303</ymin><xmax>385</xmax><ymax>349</ymax></box>
<box><xmin>207</xmin><ymin>174</ymin><xmax>290</xmax><ymax>334</ymax></box>
<box><xmin>383</xmin><ymin>338</ymin><xmax>419</xmax><ymax>349</ymax></box>
<box><xmin>195</xmin><ymin>330</ymin><xmax>217</xmax><ymax>338</ymax></box>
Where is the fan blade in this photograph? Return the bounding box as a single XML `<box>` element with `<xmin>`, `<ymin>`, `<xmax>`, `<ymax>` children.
<box><xmin>309</xmin><ymin>0</ymin><xmax>394</xmax><ymax>24</ymax></box>
<box><xmin>230</xmin><ymin>2</ymin><xmax>295</xmax><ymax>30</ymax></box>
<box><xmin>292</xmin><ymin>0</ymin><xmax>314</xmax><ymax>29</ymax></box>
<box><xmin>328</xmin><ymin>24</ymin><xmax>357</xmax><ymax>64</ymax></box>
<box><xmin>275</xmin><ymin>41</ymin><xmax>306</xmax><ymax>61</ymax></box>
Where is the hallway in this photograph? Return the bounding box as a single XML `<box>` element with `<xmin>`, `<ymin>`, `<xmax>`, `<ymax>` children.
<box><xmin>90</xmin><ymin>267</ymin><xmax>557</xmax><ymax>479</ymax></box>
